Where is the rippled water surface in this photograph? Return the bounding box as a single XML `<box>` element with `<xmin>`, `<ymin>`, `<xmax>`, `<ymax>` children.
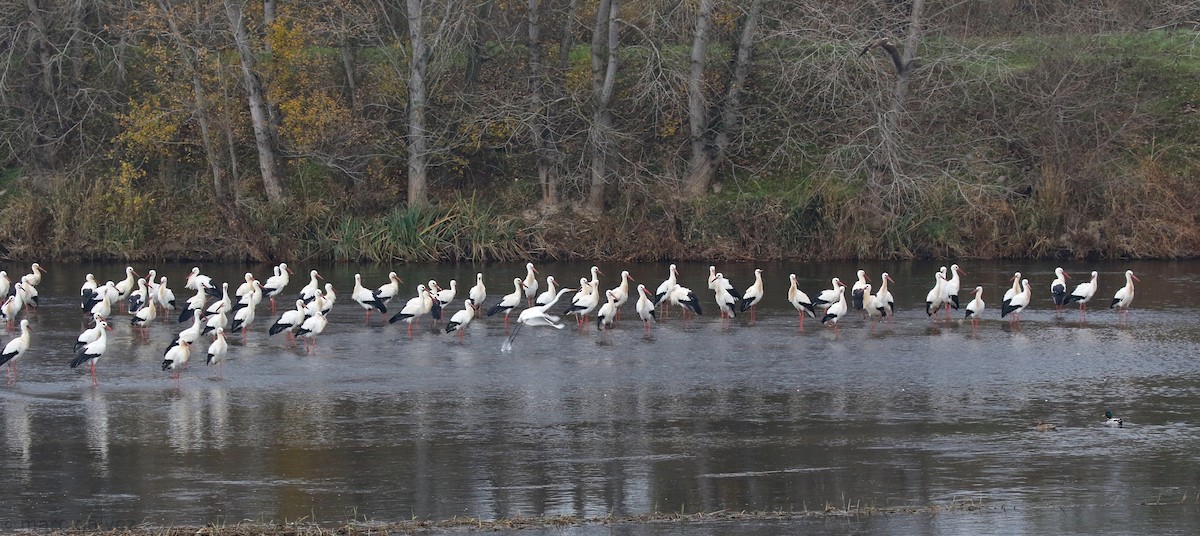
<box><xmin>1</xmin><ymin>260</ymin><xmax>1198</xmax><ymax>534</ymax></box>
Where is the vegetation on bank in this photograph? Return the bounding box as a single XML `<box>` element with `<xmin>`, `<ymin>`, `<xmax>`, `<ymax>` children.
<box><xmin>1</xmin><ymin>2</ymin><xmax>1198</xmax><ymax>263</ymax></box>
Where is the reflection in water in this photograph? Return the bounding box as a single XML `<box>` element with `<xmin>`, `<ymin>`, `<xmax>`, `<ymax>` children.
<box><xmin>84</xmin><ymin>388</ymin><xmax>110</xmax><ymax>475</ymax></box>
<box><xmin>4</xmin><ymin>399</ymin><xmax>31</xmax><ymax>483</ymax></box>
<box><xmin>3</xmin><ymin>260</ymin><xmax>1200</xmax><ymax>534</ymax></box>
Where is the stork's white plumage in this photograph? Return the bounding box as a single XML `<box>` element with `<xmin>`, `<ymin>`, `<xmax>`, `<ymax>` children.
<box><xmin>654</xmin><ymin>264</ymin><xmax>679</xmax><ymax>308</ymax></box>
<box><xmin>609</xmin><ymin>270</ymin><xmax>634</xmax><ymax>312</ymax></box>
<box><xmin>820</xmin><ymin>282</ymin><xmax>848</xmax><ymax>336</ymax></box>
<box><xmin>24</xmin><ymin>263</ymin><xmax>46</xmax><ymax>287</ymax></box>
<box><xmin>445</xmin><ymin>298</ymin><xmax>477</xmax><ymax>340</ymax></box>
<box><xmin>596</xmin><ymin>290</ymin><xmax>619</xmax><ymax>331</ymax></box>
<box><xmin>299</xmin><ymin>270</ymin><xmax>323</xmax><ymax>303</ymax></box>
<box><xmin>435</xmin><ymin>279</ymin><xmax>457</xmax><ymax>307</ymax></box>
<box><xmin>206</xmin><ymin>327</ymin><xmax>229</xmax><ymax>377</ymax></box>
<box><xmin>564</xmin><ymin>279</ymin><xmax>600</xmax><ymax>328</ymax></box>
<box><xmin>1001</xmin><ymin>278</ymin><xmax>1032</xmax><ymax>324</ymax></box>
<box><xmin>964</xmin><ymin>286</ymin><xmax>985</xmax><ymax>328</ymax></box>
<box><xmin>851</xmin><ymin>269</ymin><xmax>870</xmax><ymax>311</ymax></box>
<box><xmin>739</xmin><ymin>268</ymin><xmax>765</xmax><ymax>321</ymax></box>
<box><xmin>162</xmin><ymin>339</ymin><xmax>191</xmax><ymax>379</ymax></box>
<box><xmin>815</xmin><ymin>278</ymin><xmax>843</xmax><ymax>310</ymax></box>
<box><xmin>635</xmin><ymin>284</ymin><xmax>657</xmax><ymax>332</ymax></box>
<box><xmin>70</xmin><ymin>320</ymin><xmax>113</xmax><ymax>386</ymax></box>
<box><xmin>0</xmin><ymin>319</ymin><xmax>32</xmax><ymax>384</ymax></box>
<box><xmin>296</xmin><ymin>311</ymin><xmax>329</xmax><ymax>352</ymax></box>
<box><xmin>262</xmin><ymin>262</ymin><xmax>293</xmax><ymax>313</ymax></box>
<box><xmin>1002</xmin><ymin>271</ymin><xmax>1022</xmax><ymax>311</ymax></box>
<box><xmin>269</xmin><ymin>299</ymin><xmax>308</xmax><ymax>341</ymax></box>
<box><xmin>1050</xmin><ymin>267</ymin><xmax>1070</xmax><ymax>312</ymax></box>
<box><xmin>787</xmin><ymin>274</ymin><xmax>816</xmax><ymax>328</ymax></box>
<box><xmin>390</xmin><ymin>284</ymin><xmax>432</xmax><ymax>336</ymax></box>
<box><xmin>713</xmin><ymin>274</ymin><xmax>739</xmax><ymax>320</ymax></box>
<box><xmin>1066</xmin><ymin>270</ymin><xmax>1099</xmax><ymax>314</ymax></box>
<box><xmin>876</xmin><ymin>272</ymin><xmax>896</xmax><ymax>321</ymax></box>
<box><xmin>1110</xmin><ymin>269</ymin><xmax>1139</xmax><ymax>320</ymax></box>
<box><xmin>469</xmin><ymin>273</ymin><xmax>487</xmax><ymax>312</ymax></box>
<box><xmin>522</xmin><ymin>263</ymin><xmax>539</xmax><ymax>306</ymax></box>
<box><xmin>486</xmin><ymin>278</ymin><xmax>526</xmax><ymax>328</ymax></box>
<box><xmin>374</xmin><ymin>271</ymin><xmax>403</xmax><ymax>308</ymax></box>
<box><xmin>352</xmin><ymin>273</ymin><xmax>387</xmax><ymax>322</ymax></box>
<box><xmin>926</xmin><ymin>271</ymin><xmax>947</xmax><ymax>319</ymax></box>
<box><xmin>534</xmin><ymin>276</ymin><xmax>558</xmax><ymax>307</ymax></box>
<box><xmin>942</xmin><ymin>264</ymin><xmax>965</xmax><ymax>313</ymax></box>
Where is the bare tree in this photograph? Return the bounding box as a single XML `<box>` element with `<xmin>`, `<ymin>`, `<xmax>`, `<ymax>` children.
<box><xmin>157</xmin><ymin>0</ymin><xmax>226</xmax><ymax>199</ymax></box>
<box><xmin>860</xmin><ymin>0</ymin><xmax>925</xmax><ymax>181</ymax></box>
<box><xmin>405</xmin><ymin>0</ymin><xmax>431</xmax><ymax>205</ymax></box>
<box><xmin>587</xmin><ymin>0</ymin><xmax>619</xmax><ymax>212</ymax></box>
<box><xmin>526</xmin><ymin>0</ymin><xmax>554</xmax><ymax>207</ymax></box>
<box><xmin>682</xmin><ymin>0</ymin><xmax>764</xmax><ymax>198</ymax></box>
<box><xmin>224</xmin><ymin>0</ymin><xmax>286</xmax><ymax>202</ymax></box>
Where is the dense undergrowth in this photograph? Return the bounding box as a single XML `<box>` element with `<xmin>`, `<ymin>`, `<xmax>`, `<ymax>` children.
<box><xmin>1</xmin><ymin>30</ymin><xmax>1198</xmax><ymax>263</ymax></box>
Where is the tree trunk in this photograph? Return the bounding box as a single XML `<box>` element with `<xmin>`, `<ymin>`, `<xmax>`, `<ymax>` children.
<box><xmin>159</xmin><ymin>0</ymin><xmax>226</xmax><ymax>200</ymax></box>
<box><xmin>682</xmin><ymin>0</ymin><xmax>714</xmax><ymax>198</ymax></box>
<box><xmin>224</xmin><ymin>0</ymin><xmax>286</xmax><ymax>203</ymax></box>
<box><xmin>526</xmin><ymin>0</ymin><xmax>559</xmax><ymax>208</ymax></box>
<box><xmin>406</xmin><ymin>0</ymin><xmax>430</xmax><ymax>206</ymax></box>
<box><xmin>462</xmin><ymin>0</ymin><xmax>496</xmax><ymax>94</ymax></box>
<box><xmin>587</xmin><ymin>0</ymin><xmax>618</xmax><ymax>212</ymax></box>
<box><xmin>263</xmin><ymin>0</ymin><xmax>276</xmax><ymax>53</ymax></box>
<box><xmin>684</xmin><ymin>0</ymin><xmax>763</xmax><ymax>199</ymax></box>
<box><xmin>875</xmin><ymin>0</ymin><xmax>925</xmax><ymax>178</ymax></box>
<box><xmin>713</xmin><ymin>0</ymin><xmax>762</xmax><ymax>165</ymax></box>
<box><xmin>340</xmin><ymin>36</ymin><xmax>357</xmax><ymax>112</ymax></box>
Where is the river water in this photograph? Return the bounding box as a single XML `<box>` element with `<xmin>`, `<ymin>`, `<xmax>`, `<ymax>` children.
<box><xmin>0</xmin><ymin>260</ymin><xmax>1198</xmax><ymax>534</ymax></box>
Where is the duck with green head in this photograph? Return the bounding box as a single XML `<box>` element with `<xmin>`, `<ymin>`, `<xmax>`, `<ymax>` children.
<box><xmin>1105</xmin><ymin>411</ymin><xmax>1123</xmax><ymax>428</ymax></box>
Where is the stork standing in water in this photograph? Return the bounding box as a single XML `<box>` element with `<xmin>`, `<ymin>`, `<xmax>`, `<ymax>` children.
<box><xmin>374</xmin><ymin>272</ymin><xmax>403</xmax><ymax>310</ymax></box>
<box><xmin>564</xmin><ymin>279</ymin><xmax>600</xmax><ymax>330</ymax></box>
<box><xmin>942</xmin><ymin>264</ymin><xmax>966</xmax><ymax>319</ymax></box>
<box><xmin>653</xmin><ymin>264</ymin><xmax>679</xmax><ymax>319</ymax></box>
<box><xmin>820</xmin><ymin>282</ymin><xmax>848</xmax><ymax>338</ymax></box>
<box><xmin>444</xmin><ymin>298</ymin><xmax>477</xmax><ymax>340</ymax></box>
<box><xmin>876</xmin><ymin>272</ymin><xmax>896</xmax><ymax>324</ymax></box>
<box><xmin>535</xmin><ymin>276</ymin><xmax>558</xmax><ymax>307</ymax></box>
<box><xmin>469</xmin><ymin>273</ymin><xmax>487</xmax><ymax>313</ymax></box>
<box><xmin>1110</xmin><ymin>269</ymin><xmax>1139</xmax><ymax>321</ymax></box>
<box><xmin>0</xmin><ymin>319</ymin><xmax>32</xmax><ymax>384</ymax></box>
<box><xmin>740</xmin><ymin>269</ymin><xmax>765</xmax><ymax>322</ymax></box>
<box><xmin>1001</xmin><ymin>271</ymin><xmax>1022</xmax><ymax>311</ymax></box>
<box><xmin>926</xmin><ymin>271</ymin><xmax>947</xmax><ymax>320</ymax></box>
<box><xmin>262</xmin><ymin>262</ymin><xmax>294</xmax><ymax>313</ymax></box>
<box><xmin>522</xmin><ymin>263</ymin><xmax>539</xmax><ymax>306</ymax></box>
<box><xmin>352</xmin><ymin>273</ymin><xmax>387</xmax><ymax>323</ymax></box>
<box><xmin>1065</xmin><ymin>270</ymin><xmax>1099</xmax><ymax>320</ymax></box>
<box><xmin>635</xmin><ymin>284</ymin><xmax>657</xmax><ymax>333</ymax></box>
<box><xmin>964</xmin><ymin>286</ymin><xmax>985</xmax><ymax>331</ymax></box>
<box><xmin>162</xmin><ymin>339</ymin><xmax>191</xmax><ymax>381</ymax></box>
<box><xmin>390</xmin><ymin>284</ymin><xmax>434</xmax><ymax>337</ymax></box>
<box><xmin>206</xmin><ymin>327</ymin><xmax>229</xmax><ymax>378</ymax></box>
<box><xmin>296</xmin><ymin>311</ymin><xmax>329</xmax><ymax>353</ymax></box>
<box><xmin>1001</xmin><ymin>279</ymin><xmax>1032</xmax><ymax>326</ymax></box>
<box><xmin>787</xmin><ymin>274</ymin><xmax>816</xmax><ymax>329</ymax></box>
<box><xmin>70</xmin><ymin>320</ymin><xmax>113</xmax><ymax>386</ymax></box>
<box><xmin>487</xmin><ymin>278</ymin><xmax>527</xmax><ymax>330</ymax></box>
<box><xmin>850</xmin><ymin>269</ymin><xmax>869</xmax><ymax>313</ymax></box>
<box><xmin>1050</xmin><ymin>267</ymin><xmax>1070</xmax><ymax>312</ymax></box>
<box><xmin>713</xmin><ymin>274</ymin><xmax>740</xmax><ymax>321</ymax></box>
<box><xmin>814</xmin><ymin>278</ymin><xmax>843</xmax><ymax>310</ymax></box>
